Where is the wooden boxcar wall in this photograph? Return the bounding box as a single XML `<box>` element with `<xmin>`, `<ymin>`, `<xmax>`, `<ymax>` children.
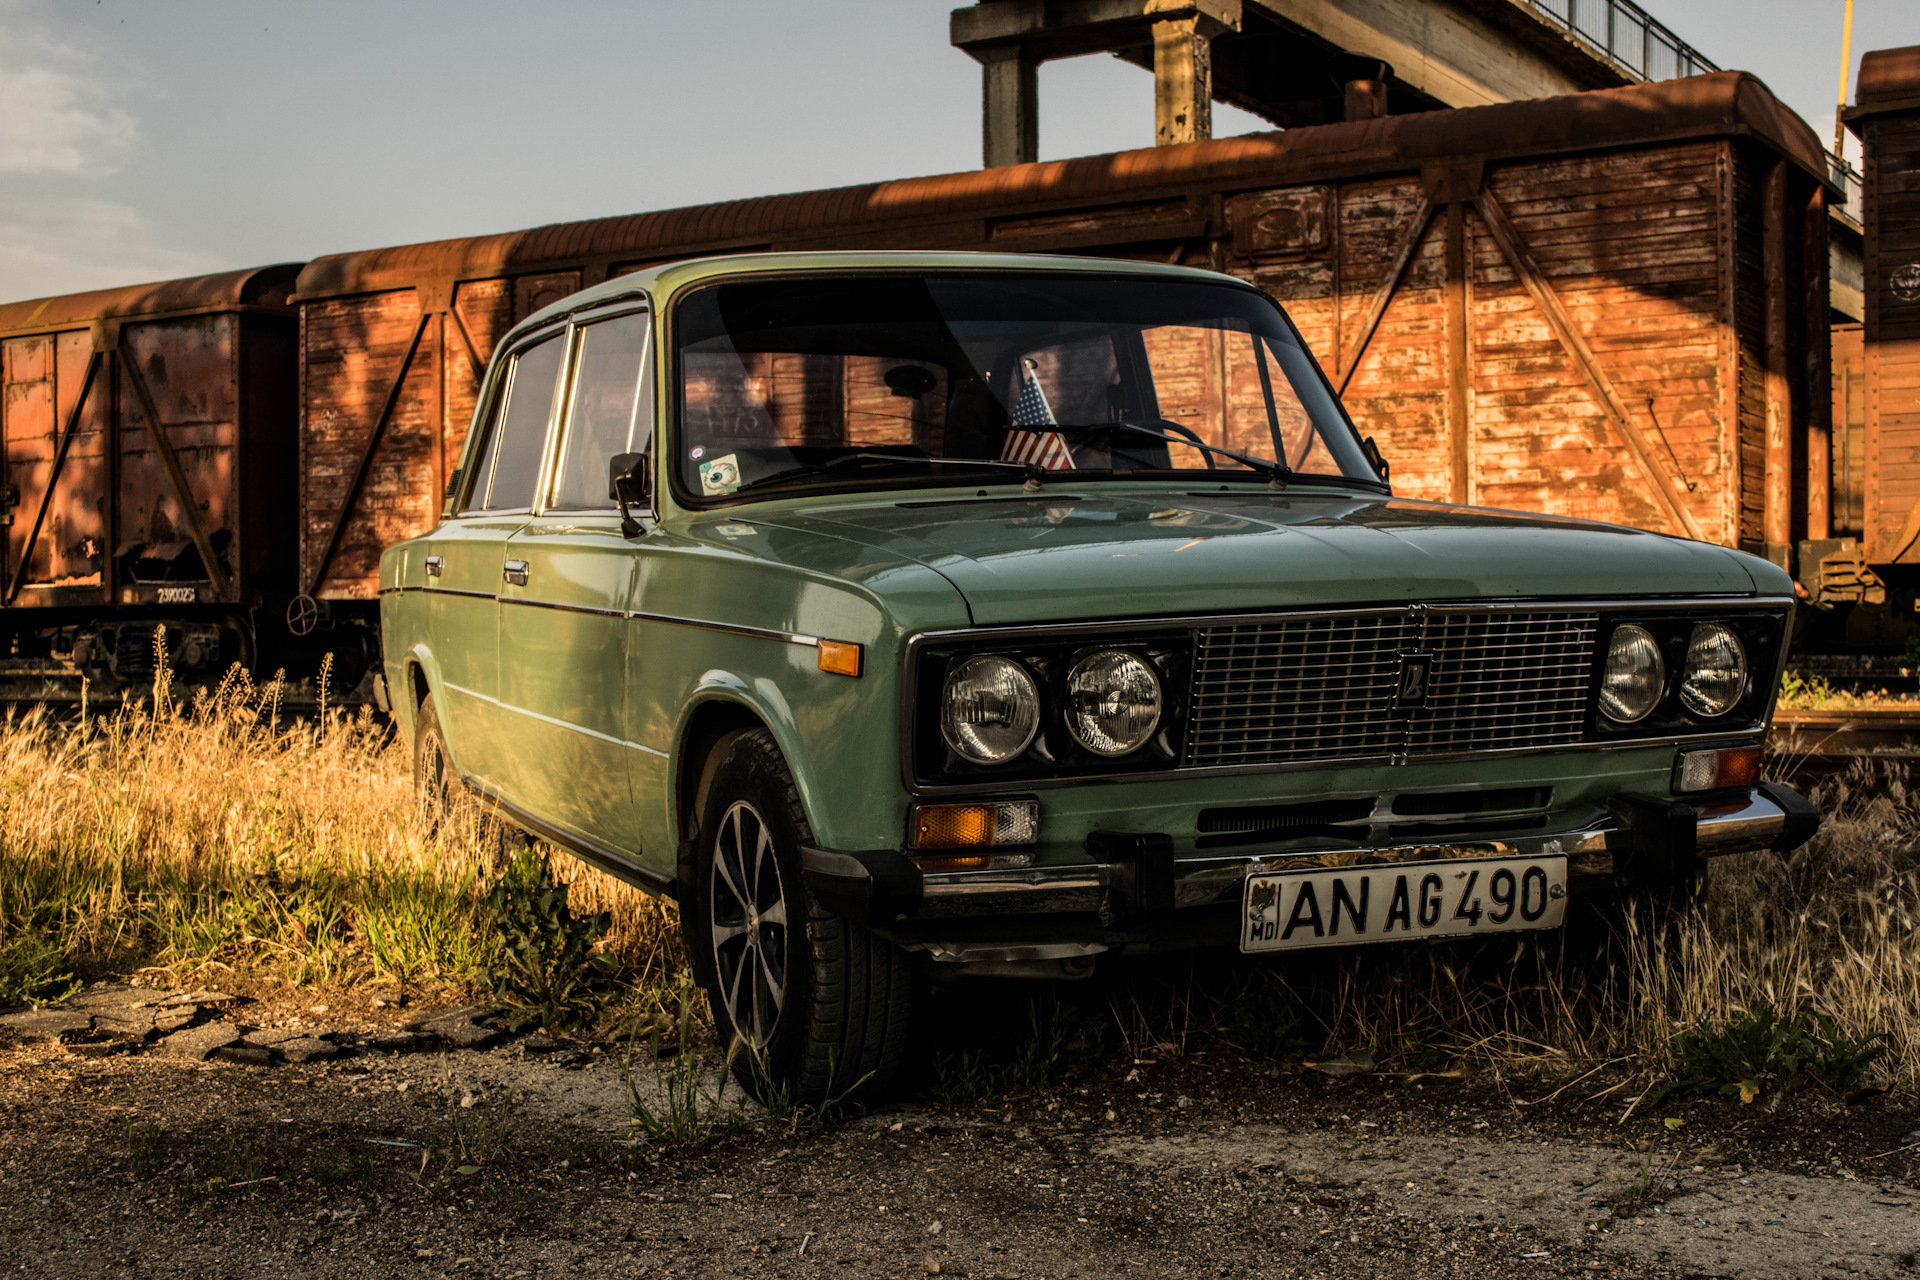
<box><xmin>1227</xmin><ymin>141</ymin><xmax>1825</xmax><ymax>558</ymax></box>
<box><xmin>1850</xmin><ymin>46</ymin><xmax>1920</xmax><ymax>569</ymax></box>
<box><xmin>297</xmin><ymin>74</ymin><xmax>1831</xmax><ymax>599</ymax></box>
<box><xmin>0</xmin><ymin>274</ymin><xmax>299</xmax><ymax>610</ymax></box>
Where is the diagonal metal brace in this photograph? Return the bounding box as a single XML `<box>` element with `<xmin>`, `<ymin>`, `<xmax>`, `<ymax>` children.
<box><xmin>305</xmin><ymin>309</ymin><xmax>431</xmax><ymax>596</ymax></box>
<box><xmin>6</xmin><ymin>350</ymin><xmax>102</xmax><ymax>604</ymax></box>
<box><xmin>1337</xmin><ymin>194</ymin><xmax>1435</xmax><ymax>396</ymax></box>
<box><xmin>1474</xmin><ymin>188</ymin><xmax>1705</xmax><ymax>542</ymax></box>
<box><xmin>119</xmin><ymin>338</ymin><xmax>234</xmax><ymax>600</ymax></box>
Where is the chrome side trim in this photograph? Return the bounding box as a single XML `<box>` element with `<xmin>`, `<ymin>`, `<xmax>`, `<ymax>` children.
<box><xmin>500</xmin><ymin>596</ymin><xmax>626</xmax><ymax>620</ymax></box>
<box><xmin>911</xmin><ymin>790</ymin><xmax>1789</xmax><ymax>918</ymax></box>
<box><xmin>625</xmin><ymin>609</ymin><xmax>820</xmax><ymax>648</ymax></box>
<box><xmin>380</xmin><ymin>585</ymin><xmax>829</xmax><ymax>649</ymax></box>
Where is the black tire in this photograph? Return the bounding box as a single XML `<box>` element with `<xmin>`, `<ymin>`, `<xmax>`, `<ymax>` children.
<box><xmin>687</xmin><ymin>728</ymin><xmax>914</xmax><ymax>1105</ymax></box>
<box><xmin>412</xmin><ymin>694</ymin><xmax>456</xmax><ymax>836</ymax></box>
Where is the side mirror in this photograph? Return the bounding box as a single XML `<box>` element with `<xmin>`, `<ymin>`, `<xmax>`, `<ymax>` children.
<box><xmin>1360</xmin><ymin>436</ymin><xmax>1391</xmax><ymax>485</ymax></box>
<box><xmin>609</xmin><ymin>452</ymin><xmax>650</xmax><ymax>537</ymax></box>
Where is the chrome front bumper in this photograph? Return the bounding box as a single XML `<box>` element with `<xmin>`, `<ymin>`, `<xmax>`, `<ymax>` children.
<box><xmin>801</xmin><ymin>783</ymin><xmax>1818</xmax><ymax>926</ymax></box>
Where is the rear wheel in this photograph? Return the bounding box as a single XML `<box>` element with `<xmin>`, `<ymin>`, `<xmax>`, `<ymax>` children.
<box><xmin>412</xmin><ymin>694</ymin><xmax>456</xmax><ymax>835</ymax></box>
<box><xmin>688</xmin><ymin>728</ymin><xmax>914</xmax><ymax>1104</ymax></box>
<box><xmin>412</xmin><ymin>692</ymin><xmax>520</xmax><ymax>866</ymax></box>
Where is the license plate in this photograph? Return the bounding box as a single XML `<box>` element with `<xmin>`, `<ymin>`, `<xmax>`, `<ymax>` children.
<box><xmin>1240</xmin><ymin>856</ymin><xmax>1568</xmax><ymax>954</ymax></box>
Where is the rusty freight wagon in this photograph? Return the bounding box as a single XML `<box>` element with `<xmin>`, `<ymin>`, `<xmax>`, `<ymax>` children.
<box><xmin>0</xmin><ymin>265</ymin><xmax>305</xmax><ymax>696</ymax></box>
<box><xmin>1845</xmin><ymin>46</ymin><xmax>1920</xmax><ymax>578</ymax></box>
<box><xmin>294</xmin><ymin>69</ymin><xmax>1832</xmax><ymax>652</ymax></box>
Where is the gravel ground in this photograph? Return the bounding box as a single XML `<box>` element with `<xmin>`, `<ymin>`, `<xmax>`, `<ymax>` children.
<box><xmin>2</xmin><ymin>981</ymin><xmax>1916</xmax><ymax>1280</ymax></box>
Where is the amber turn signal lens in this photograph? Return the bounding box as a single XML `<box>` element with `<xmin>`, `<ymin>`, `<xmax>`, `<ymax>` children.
<box><xmin>914</xmin><ymin>804</ymin><xmax>995</xmax><ymax>849</ymax></box>
<box><xmin>909</xmin><ymin>799</ymin><xmax>1039</xmax><ymax>850</ymax></box>
<box><xmin>1673</xmin><ymin>744</ymin><xmax>1763</xmax><ymax>792</ymax></box>
<box><xmin>816</xmin><ymin>640</ymin><xmax>861</xmax><ymax>677</ymax></box>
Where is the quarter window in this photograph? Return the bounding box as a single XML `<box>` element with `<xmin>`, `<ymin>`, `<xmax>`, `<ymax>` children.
<box><xmin>551</xmin><ymin>312</ymin><xmax>653</xmax><ymax>510</ymax></box>
<box><xmin>469</xmin><ymin>333</ymin><xmax>564</xmax><ymax>512</ymax></box>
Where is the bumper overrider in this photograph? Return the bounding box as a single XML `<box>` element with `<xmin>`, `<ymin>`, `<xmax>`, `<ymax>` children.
<box><xmin>800</xmin><ymin>783</ymin><xmax>1818</xmax><ymax>962</ymax></box>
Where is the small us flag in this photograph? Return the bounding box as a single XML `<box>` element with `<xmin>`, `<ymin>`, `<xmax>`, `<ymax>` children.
<box><xmin>999</xmin><ymin>358</ymin><xmax>1075</xmax><ymax>471</ymax></box>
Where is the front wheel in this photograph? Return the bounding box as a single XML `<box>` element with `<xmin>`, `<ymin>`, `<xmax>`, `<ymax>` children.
<box><xmin>688</xmin><ymin>728</ymin><xmax>914</xmax><ymax>1104</ymax></box>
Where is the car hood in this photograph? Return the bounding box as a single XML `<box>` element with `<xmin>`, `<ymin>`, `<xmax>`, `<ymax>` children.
<box><xmin>741</xmin><ymin>490</ymin><xmax>1772</xmax><ymax>626</ymax></box>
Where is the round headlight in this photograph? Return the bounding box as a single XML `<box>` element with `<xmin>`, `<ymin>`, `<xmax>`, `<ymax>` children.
<box><xmin>1600</xmin><ymin>624</ymin><xmax>1666</xmax><ymax>724</ymax></box>
<box><xmin>1679</xmin><ymin>623</ymin><xmax>1747</xmax><ymax>717</ymax></box>
<box><xmin>941</xmin><ymin>655</ymin><xmax>1041</xmax><ymax>765</ymax></box>
<box><xmin>1065</xmin><ymin>649</ymin><xmax>1163</xmax><ymax>757</ymax></box>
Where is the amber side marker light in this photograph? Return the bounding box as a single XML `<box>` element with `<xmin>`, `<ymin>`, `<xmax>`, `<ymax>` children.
<box><xmin>816</xmin><ymin>640</ymin><xmax>862</xmax><ymax>677</ymax></box>
<box><xmin>1673</xmin><ymin>744</ymin><xmax>1764</xmax><ymax>793</ymax></box>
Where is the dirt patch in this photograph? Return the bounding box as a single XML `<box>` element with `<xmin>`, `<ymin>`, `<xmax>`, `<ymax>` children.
<box><xmin>3</xmin><ymin>983</ymin><xmax>1916</xmax><ymax>1279</ymax></box>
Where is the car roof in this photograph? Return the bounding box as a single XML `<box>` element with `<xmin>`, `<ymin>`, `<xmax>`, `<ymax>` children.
<box><xmin>506</xmin><ymin>249</ymin><xmax>1260</xmax><ymax>345</ymax></box>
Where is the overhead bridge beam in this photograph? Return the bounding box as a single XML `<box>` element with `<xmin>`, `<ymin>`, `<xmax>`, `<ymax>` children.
<box><xmin>951</xmin><ymin>0</ymin><xmax>1638</xmax><ymax>167</ymax></box>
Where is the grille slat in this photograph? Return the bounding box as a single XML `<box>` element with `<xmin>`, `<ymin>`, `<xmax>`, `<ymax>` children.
<box><xmin>1186</xmin><ymin>609</ymin><xmax>1598</xmax><ymax>767</ymax></box>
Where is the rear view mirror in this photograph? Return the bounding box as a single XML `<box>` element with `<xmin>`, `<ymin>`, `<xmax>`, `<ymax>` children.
<box><xmin>609</xmin><ymin>452</ymin><xmax>650</xmax><ymax>537</ymax></box>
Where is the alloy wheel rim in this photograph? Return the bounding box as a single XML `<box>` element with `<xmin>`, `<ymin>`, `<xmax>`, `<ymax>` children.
<box><xmin>709</xmin><ymin>800</ymin><xmax>789</xmax><ymax>1048</ymax></box>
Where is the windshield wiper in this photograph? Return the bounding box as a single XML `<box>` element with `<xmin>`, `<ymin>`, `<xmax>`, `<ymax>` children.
<box><xmin>1051</xmin><ymin>421</ymin><xmax>1293</xmax><ymax>490</ymax></box>
<box><xmin>732</xmin><ymin>451</ymin><xmax>1045</xmax><ymax>495</ymax></box>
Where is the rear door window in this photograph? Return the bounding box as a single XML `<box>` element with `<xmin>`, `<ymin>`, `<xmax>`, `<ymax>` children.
<box><xmin>550</xmin><ymin>312</ymin><xmax>652</xmax><ymax>510</ymax></box>
<box><xmin>468</xmin><ymin>333</ymin><xmax>564</xmax><ymax>512</ymax></box>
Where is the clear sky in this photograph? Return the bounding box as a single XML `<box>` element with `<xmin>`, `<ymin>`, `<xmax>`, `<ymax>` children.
<box><xmin>0</xmin><ymin>0</ymin><xmax>1911</xmax><ymax>303</ymax></box>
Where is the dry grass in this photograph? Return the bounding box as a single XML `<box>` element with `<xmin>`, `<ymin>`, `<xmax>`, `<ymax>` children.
<box><xmin>1194</xmin><ymin>756</ymin><xmax>1920</xmax><ymax>1089</ymax></box>
<box><xmin>1776</xmin><ymin>670</ymin><xmax>1920</xmax><ymax>712</ymax></box>
<box><xmin>0</xmin><ymin>658</ymin><xmax>679</xmax><ymax>1008</ymax></box>
<box><xmin>0</xmin><ymin>652</ymin><xmax>1912</xmax><ymax>1096</ymax></box>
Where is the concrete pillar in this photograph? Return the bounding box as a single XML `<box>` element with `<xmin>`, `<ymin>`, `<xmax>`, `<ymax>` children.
<box><xmin>1330</xmin><ymin>54</ymin><xmax>1394</xmax><ymax>122</ymax></box>
<box><xmin>1152</xmin><ymin>13</ymin><xmax>1215</xmax><ymax>147</ymax></box>
<box><xmin>979</xmin><ymin>45</ymin><xmax>1038</xmax><ymax>168</ymax></box>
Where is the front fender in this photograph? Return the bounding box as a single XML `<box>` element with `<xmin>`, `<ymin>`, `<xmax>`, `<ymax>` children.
<box><xmin>665</xmin><ymin>659</ymin><xmax>908</xmax><ymax>859</ymax></box>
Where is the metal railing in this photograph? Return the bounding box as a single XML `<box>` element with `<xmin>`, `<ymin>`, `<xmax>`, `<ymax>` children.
<box><xmin>1521</xmin><ymin>1</ymin><xmax>1863</xmax><ymax>214</ymax></box>
<box><xmin>1830</xmin><ymin>154</ymin><xmax>1864</xmax><ymax>215</ymax></box>
<box><xmin>1520</xmin><ymin>0</ymin><xmax>1717</xmax><ymax>83</ymax></box>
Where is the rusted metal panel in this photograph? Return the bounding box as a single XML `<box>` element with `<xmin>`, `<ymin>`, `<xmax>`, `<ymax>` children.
<box><xmin>1848</xmin><ymin>48</ymin><xmax>1920</xmax><ymax>565</ymax></box>
<box><xmin>3</xmin><ymin>334</ymin><xmax>107</xmax><ymax>595</ymax></box>
<box><xmin>118</xmin><ymin>316</ymin><xmax>238</xmax><ymax>598</ymax></box>
<box><xmin>0</xmin><ymin>265</ymin><xmax>299</xmax><ymax>610</ymax></box>
<box><xmin>299</xmin><ymin>289</ymin><xmax>436</xmax><ymax>599</ymax></box>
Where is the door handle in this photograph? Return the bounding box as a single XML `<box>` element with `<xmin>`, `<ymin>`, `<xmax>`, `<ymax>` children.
<box><xmin>503</xmin><ymin>560</ymin><xmax>529</xmax><ymax>586</ymax></box>
<box><xmin>425</xmin><ymin>555</ymin><xmax>443</xmax><ymax>578</ymax></box>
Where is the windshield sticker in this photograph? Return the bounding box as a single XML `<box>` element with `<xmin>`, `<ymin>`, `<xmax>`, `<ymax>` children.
<box><xmin>715</xmin><ymin>523</ymin><xmax>757</xmax><ymax>538</ymax></box>
<box><xmin>689</xmin><ymin>446</ymin><xmax>706</xmax><ymax>461</ymax></box>
<box><xmin>698</xmin><ymin>454</ymin><xmax>741</xmax><ymax>496</ymax></box>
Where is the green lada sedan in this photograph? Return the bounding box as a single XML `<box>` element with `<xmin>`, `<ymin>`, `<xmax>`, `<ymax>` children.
<box><xmin>379</xmin><ymin>251</ymin><xmax>1816</xmax><ymax>1101</ymax></box>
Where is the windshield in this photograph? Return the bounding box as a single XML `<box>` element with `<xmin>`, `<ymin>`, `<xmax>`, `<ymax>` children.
<box><xmin>671</xmin><ymin>272</ymin><xmax>1378</xmax><ymax>500</ymax></box>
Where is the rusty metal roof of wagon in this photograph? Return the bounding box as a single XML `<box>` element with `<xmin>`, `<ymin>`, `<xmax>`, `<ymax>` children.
<box><xmin>296</xmin><ymin>71</ymin><xmax>1828</xmax><ymax>302</ymax></box>
<box><xmin>1845</xmin><ymin>46</ymin><xmax>1920</xmax><ymax>127</ymax></box>
<box><xmin>0</xmin><ymin>263</ymin><xmax>302</xmax><ymax>338</ymax></box>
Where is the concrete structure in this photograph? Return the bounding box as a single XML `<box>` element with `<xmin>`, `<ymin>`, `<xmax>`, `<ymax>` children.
<box><xmin>950</xmin><ymin>0</ymin><xmax>1715</xmax><ymax>166</ymax></box>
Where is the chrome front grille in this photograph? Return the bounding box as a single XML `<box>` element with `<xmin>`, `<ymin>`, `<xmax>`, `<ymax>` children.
<box><xmin>1186</xmin><ymin>608</ymin><xmax>1599</xmax><ymax>768</ymax></box>
<box><xmin>1406</xmin><ymin>611</ymin><xmax>1599</xmax><ymax>754</ymax></box>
